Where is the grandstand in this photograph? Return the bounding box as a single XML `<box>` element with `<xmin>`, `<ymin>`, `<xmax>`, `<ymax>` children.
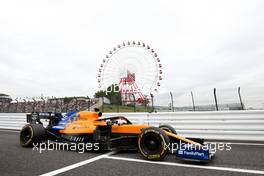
<box><xmin>0</xmin><ymin>95</ymin><xmax>98</xmax><ymax>113</ymax></box>
<box><xmin>0</xmin><ymin>93</ymin><xmax>12</xmax><ymax>103</ymax></box>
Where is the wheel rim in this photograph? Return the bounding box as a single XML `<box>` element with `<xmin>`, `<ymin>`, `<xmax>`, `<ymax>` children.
<box><xmin>20</xmin><ymin>127</ymin><xmax>32</xmax><ymax>145</ymax></box>
<box><xmin>141</xmin><ymin>133</ymin><xmax>162</xmax><ymax>153</ymax></box>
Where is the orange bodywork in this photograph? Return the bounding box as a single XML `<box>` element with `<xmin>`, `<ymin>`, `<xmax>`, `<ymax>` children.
<box><xmin>58</xmin><ymin>111</ymin><xmax>200</xmax><ymax>145</ymax></box>
<box><xmin>59</xmin><ymin>111</ymin><xmax>149</xmax><ymax>134</ymax></box>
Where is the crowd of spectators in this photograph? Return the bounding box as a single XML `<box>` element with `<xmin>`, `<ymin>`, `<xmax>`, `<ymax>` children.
<box><xmin>0</xmin><ymin>97</ymin><xmax>98</xmax><ymax>113</ymax></box>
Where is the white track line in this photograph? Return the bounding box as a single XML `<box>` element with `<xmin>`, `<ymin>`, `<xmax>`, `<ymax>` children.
<box><xmin>206</xmin><ymin>142</ymin><xmax>264</xmax><ymax>146</ymax></box>
<box><xmin>105</xmin><ymin>156</ymin><xmax>264</xmax><ymax>175</ymax></box>
<box><xmin>40</xmin><ymin>151</ymin><xmax>115</xmax><ymax>176</ymax></box>
<box><xmin>227</xmin><ymin>142</ymin><xmax>264</xmax><ymax>146</ymax></box>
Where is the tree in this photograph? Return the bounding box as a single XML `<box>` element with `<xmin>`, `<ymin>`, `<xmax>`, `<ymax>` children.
<box><xmin>94</xmin><ymin>84</ymin><xmax>122</xmax><ymax>105</ymax></box>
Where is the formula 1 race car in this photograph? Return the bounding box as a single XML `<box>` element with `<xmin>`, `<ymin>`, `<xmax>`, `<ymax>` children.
<box><xmin>20</xmin><ymin>110</ymin><xmax>214</xmax><ymax>161</ymax></box>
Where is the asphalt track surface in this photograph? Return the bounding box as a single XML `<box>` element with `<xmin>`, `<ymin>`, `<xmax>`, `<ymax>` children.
<box><xmin>0</xmin><ymin>130</ymin><xmax>264</xmax><ymax>176</ymax></box>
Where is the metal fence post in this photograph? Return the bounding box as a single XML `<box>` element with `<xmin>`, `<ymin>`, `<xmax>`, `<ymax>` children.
<box><xmin>238</xmin><ymin>87</ymin><xmax>245</xmax><ymax>110</ymax></box>
<box><xmin>214</xmin><ymin>88</ymin><xmax>219</xmax><ymax>111</ymax></box>
<box><xmin>191</xmin><ymin>91</ymin><xmax>196</xmax><ymax>111</ymax></box>
<box><xmin>170</xmin><ymin>92</ymin><xmax>174</xmax><ymax>112</ymax></box>
<box><xmin>150</xmin><ymin>93</ymin><xmax>154</xmax><ymax>113</ymax></box>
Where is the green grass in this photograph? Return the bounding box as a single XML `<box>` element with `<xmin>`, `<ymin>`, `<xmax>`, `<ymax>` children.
<box><xmin>99</xmin><ymin>104</ymin><xmax>152</xmax><ymax>113</ymax></box>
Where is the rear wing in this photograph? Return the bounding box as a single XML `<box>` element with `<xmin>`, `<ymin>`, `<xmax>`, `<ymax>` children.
<box><xmin>26</xmin><ymin>112</ymin><xmax>62</xmax><ymax>125</ymax></box>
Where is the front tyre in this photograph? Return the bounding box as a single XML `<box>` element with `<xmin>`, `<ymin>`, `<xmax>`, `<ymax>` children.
<box><xmin>138</xmin><ymin>127</ymin><xmax>170</xmax><ymax>161</ymax></box>
<box><xmin>159</xmin><ymin>124</ymin><xmax>177</xmax><ymax>134</ymax></box>
<box><xmin>20</xmin><ymin>124</ymin><xmax>46</xmax><ymax>147</ymax></box>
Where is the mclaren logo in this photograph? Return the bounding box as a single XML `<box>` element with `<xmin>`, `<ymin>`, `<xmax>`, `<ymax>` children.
<box><xmin>72</xmin><ymin>125</ymin><xmax>90</xmax><ymax>130</ymax></box>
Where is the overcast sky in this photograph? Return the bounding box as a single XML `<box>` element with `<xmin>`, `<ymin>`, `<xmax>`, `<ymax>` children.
<box><xmin>0</xmin><ymin>0</ymin><xmax>264</xmax><ymax>108</ymax></box>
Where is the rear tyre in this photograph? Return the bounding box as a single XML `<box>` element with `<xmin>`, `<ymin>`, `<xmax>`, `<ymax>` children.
<box><xmin>20</xmin><ymin>124</ymin><xmax>46</xmax><ymax>147</ymax></box>
<box><xmin>159</xmin><ymin>125</ymin><xmax>177</xmax><ymax>134</ymax></box>
<box><xmin>138</xmin><ymin>127</ymin><xmax>170</xmax><ymax>161</ymax></box>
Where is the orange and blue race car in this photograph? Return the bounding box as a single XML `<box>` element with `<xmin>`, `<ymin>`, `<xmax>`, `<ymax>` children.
<box><xmin>20</xmin><ymin>110</ymin><xmax>214</xmax><ymax>161</ymax></box>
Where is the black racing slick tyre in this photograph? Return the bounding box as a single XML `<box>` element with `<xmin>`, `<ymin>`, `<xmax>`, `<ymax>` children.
<box><xmin>159</xmin><ymin>125</ymin><xmax>177</xmax><ymax>135</ymax></box>
<box><xmin>20</xmin><ymin>124</ymin><xmax>46</xmax><ymax>147</ymax></box>
<box><xmin>138</xmin><ymin>127</ymin><xmax>170</xmax><ymax>161</ymax></box>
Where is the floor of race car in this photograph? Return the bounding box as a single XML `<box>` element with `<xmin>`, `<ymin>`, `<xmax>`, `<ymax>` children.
<box><xmin>0</xmin><ymin>130</ymin><xmax>264</xmax><ymax>176</ymax></box>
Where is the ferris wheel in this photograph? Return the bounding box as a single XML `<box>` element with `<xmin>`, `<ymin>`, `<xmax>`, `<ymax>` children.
<box><xmin>98</xmin><ymin>41</ymin><xmax>162</xmax><ymax>103</ymax></box>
